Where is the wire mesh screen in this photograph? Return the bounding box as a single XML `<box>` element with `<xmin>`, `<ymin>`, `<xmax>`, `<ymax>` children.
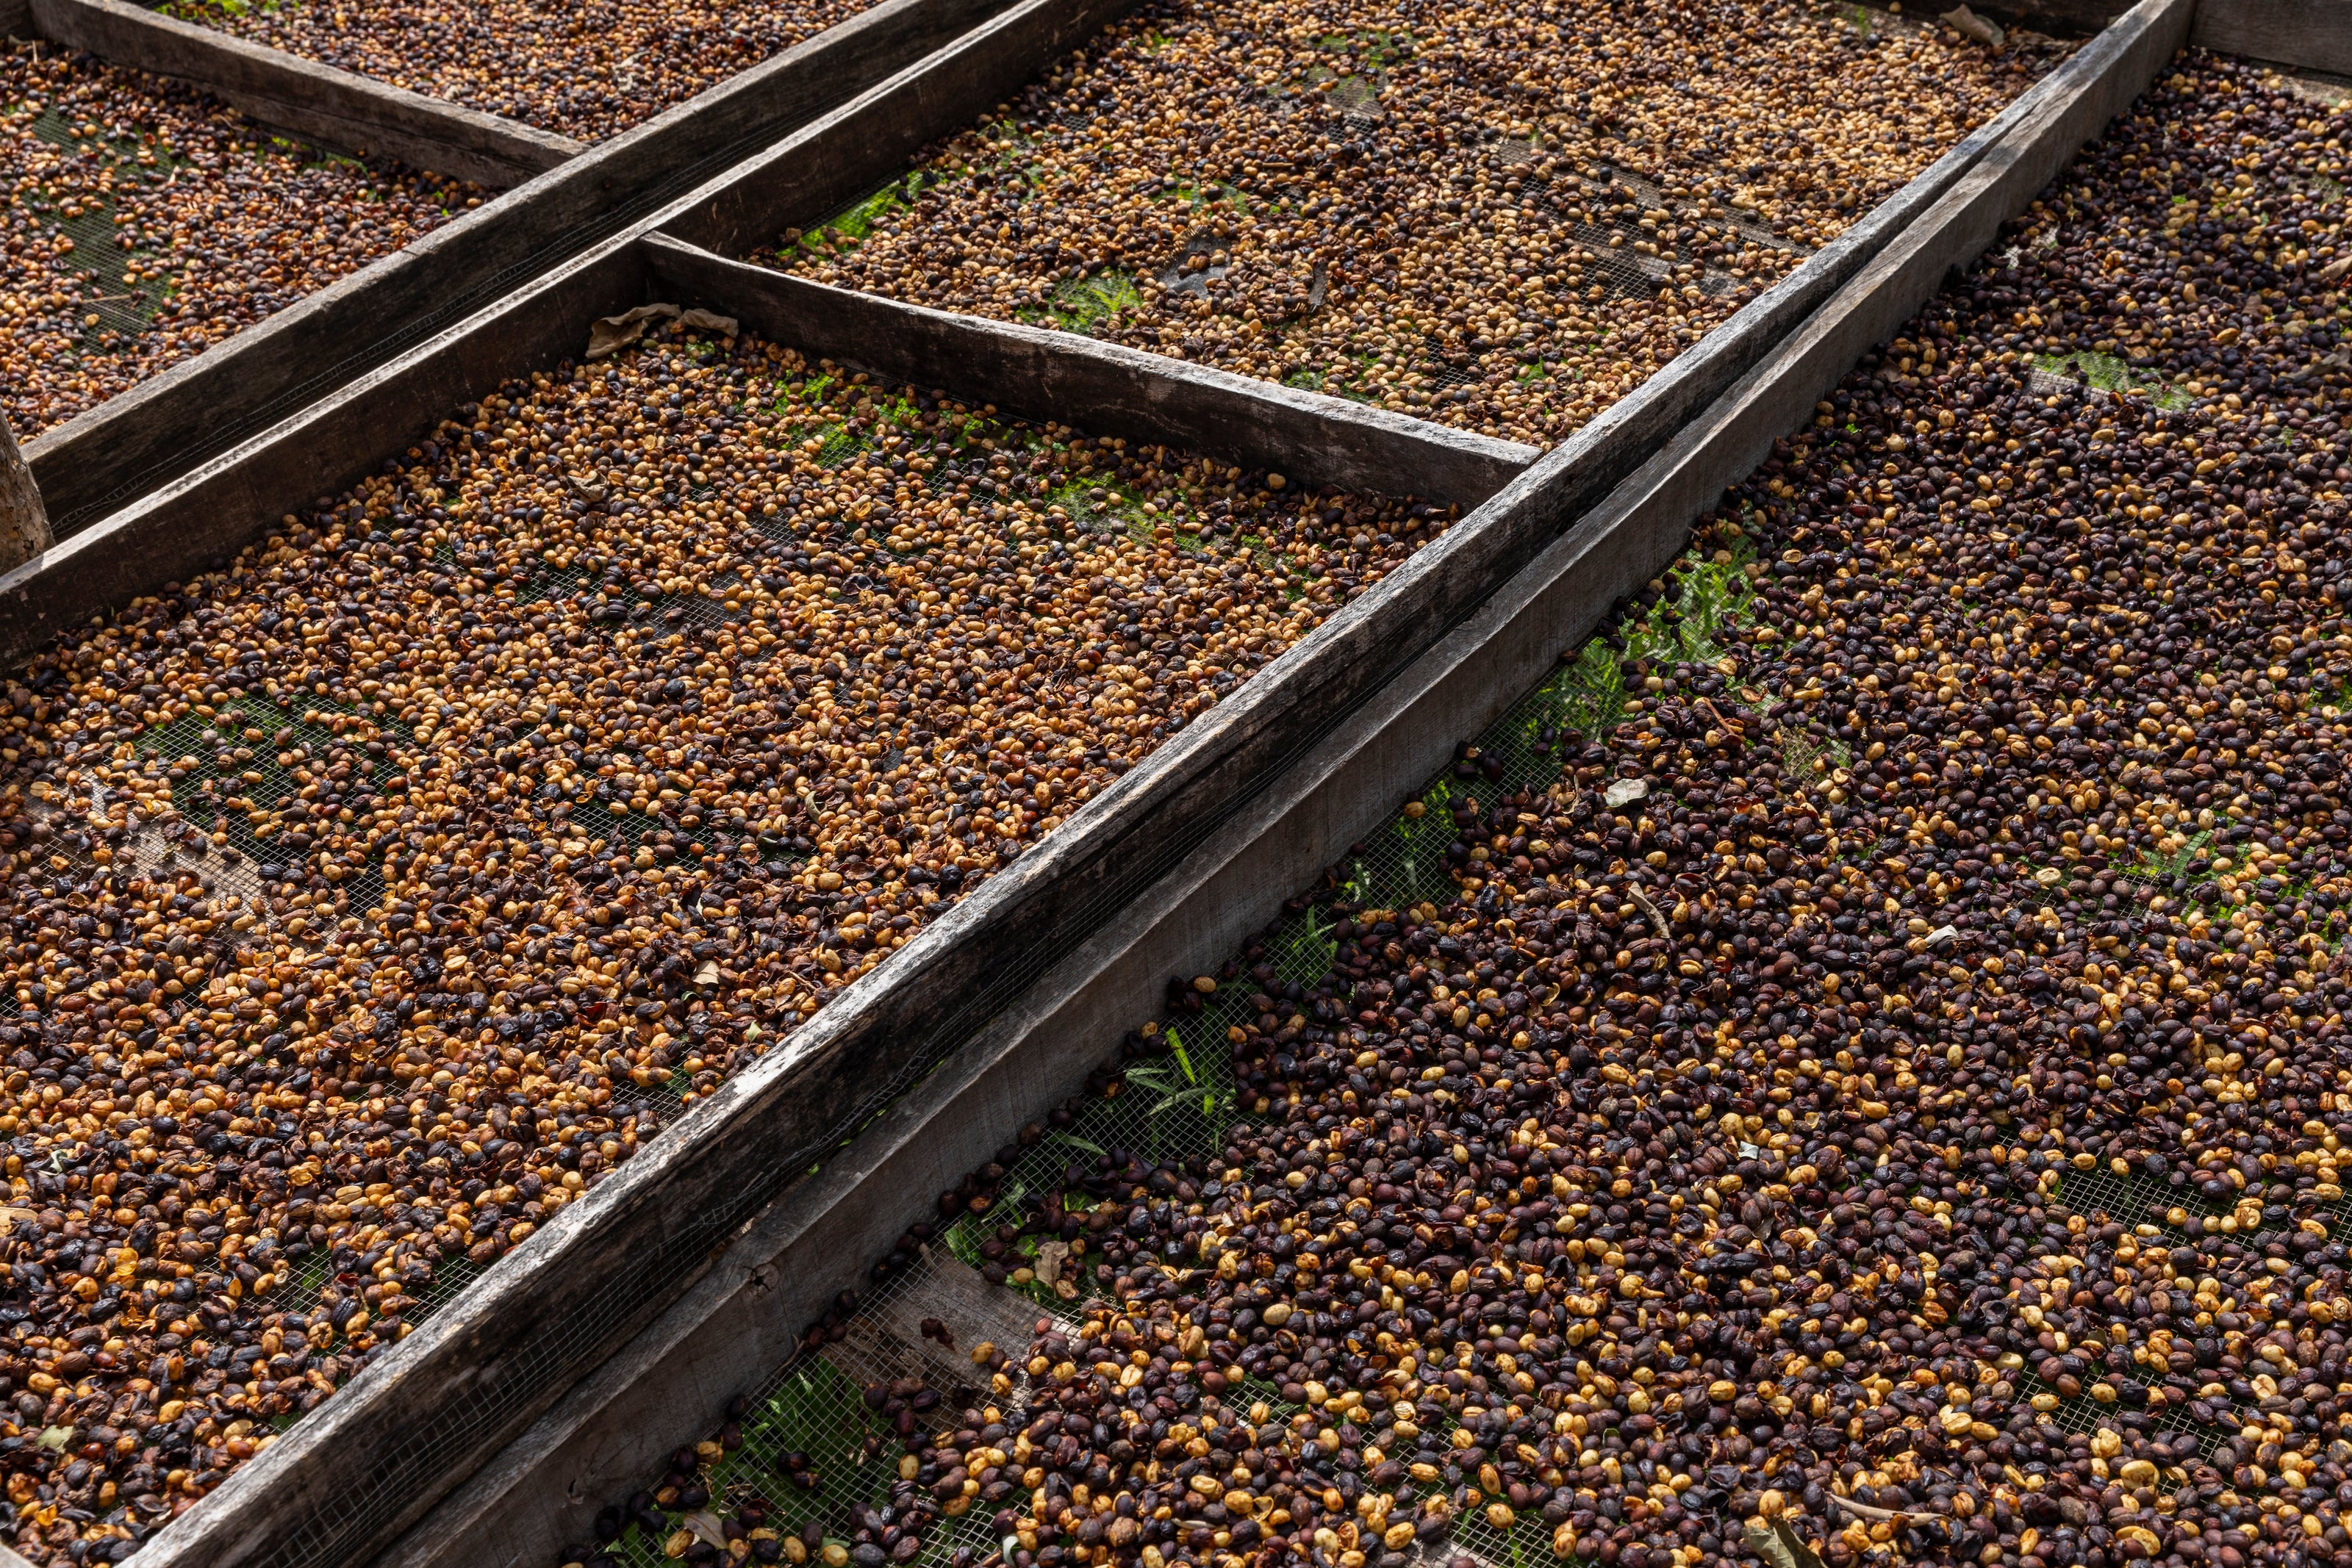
<box><xmin>39</xmin><ymin>56</ymin><xmax>978</xmax><ymax>539</ymax></box>
<box><xmin>19</xmin><ymin>109</ymin><xmax>173</xmax><ymax>355</ymax></box>
<box><xmin>560</xmin><ymin>511</ymin><xmax>2352</xmax><ymax>1568</ymax></box>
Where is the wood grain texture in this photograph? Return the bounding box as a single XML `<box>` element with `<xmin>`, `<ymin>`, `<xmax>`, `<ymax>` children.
<box><xmin>645</xmin><ymin>236</ymin><xmax>1536</xmax><ymax>507</ymax></box>
<box><xmin>0</xmin><ymin>414</ymin><xmax>49</xmax><ymax>577</ymax></box>
<box><xmin>18</xmin><ymin>0</ymin><xmax>1011</xmax><ymax>542</ymax></box>
<box><xmin>349</xmin><ymin>13</ymin><xmax>2197</xmax><ymax>1568</ymax></box>
<box><xmin>1983</xmin><ymin>0</ymin><xmax>2352</xmax><ymax>71</ymax></box>
<box><xmin>2191</xmin><ymin>0</ymin><xmax>2352</xmax><ymax>74</ymax></box>
<box><xmin>29</xmin><ymin>0</ymin><xmax>581</xmax><ymax>187</ymax></box>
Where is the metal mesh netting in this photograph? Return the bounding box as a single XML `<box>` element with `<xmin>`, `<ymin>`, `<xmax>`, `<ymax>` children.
<box><xmin>7</xmin><ymin>109</ymin><xmax>394</xmax><ymax>367</ymax></box>
<box><xmin>16</xmin><ymin>109</ymin><xmax>175</xmax><ymax>355</ymax></box>
<box><xmin>570</xmin><ymin>504</ymin><xmax>2352</xmax><ymax>1568</ymax></box>
<box><xmin>572</xmin><ymin>536</ymin><xmax>1783</xmax><ymax>1568</ymax></box>
<box><xmin>3</xmin><ymin>314</ymin><xmax>1466</xmax><ymax>1568</ymax></box>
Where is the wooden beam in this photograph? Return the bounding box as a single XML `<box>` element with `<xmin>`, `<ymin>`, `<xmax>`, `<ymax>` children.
<box><xmin>2192</xmin><ymin>0</ymin><xmax>2352</xmax><ymax>76</ymax></box>
<box><xmin>644</xmin><ymin>235</ymin><xmax>1538</xmax><ymax>508</ymax></box>
<box><xmin>30</xmin><ymin>0</ymin><xmax>581</xmax><ymax>189</ymax></box>
<box><xmin>18</xmin><ymin>0</ymin><xmax>1014</xmax><ymax>542</ymax></box>
<box><xmin>1974</xmin><ymin>0</ymin><xmax>2352</xmax><ymax>72</ymax></box>
<box><xmin>0</xmin><ymin>413</ymin><xmax>49</xmax><ymax>578</ymax></box>
<box><xmin>354</xmin><ymin>9</ymin><xmax>2196</xmax><ymax>1568</ymax></box>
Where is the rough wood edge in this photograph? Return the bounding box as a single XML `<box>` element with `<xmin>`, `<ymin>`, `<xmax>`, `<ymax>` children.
<box><xmin>347</xmin><ymin>3</ymin><xmax>2198</xmax><ymax>1563</ymax></box>
<box><xmin>654</xmin><ymin>0</ymin><xmax>1144</xmax><ymax>257</ymax></box>
<box><xmin>642</xmin><ymin>234</ymin><xmax>1538</xmax><ymax>507</ymax></box>
<box><xmin>655</xmin><ymin>0</ymin><xmax>2143</xmax><ymax>602</ymax></box>
<box><xmin>1976</xmin><ymin>0</ymin><xmax>2352</xmax><ymax>73</ymax></box>
<box><xmin>0</xmin><ymin>234</ymin><xmax>650</xmax><ymax>666</ymax></box>
<box><xmin>30</xmin><ymin>0</ymin><xmax>581</xmax><ymax>187</ymax></box>
<box><xmin>1467</xmin><ymin>0</ymin><xmax>2181</xmax><ymax>524</ymax></box>
<box><xmin>2190</xmin><ymin>0</ymin><xmax>2352</xmax><ymax>77</ymax></box>
<box><xmin>0</xmin><ymin>413</ymin><xmax>49</xmax><ymax>576</ymax></box>
<box><xmin>14</xmin><ymin>0</ymin><xmax>1016</xmax><ymax>539</ymax></box>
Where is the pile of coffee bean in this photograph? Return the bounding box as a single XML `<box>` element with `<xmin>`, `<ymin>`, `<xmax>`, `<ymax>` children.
<box><xmin>562</xmin><ymin>52</ymin><xmax>2352</xmax><ymax>1568</ymax></box>
<box><xmin>0</xmin><ymin>315</ymin><xmax>1437</xmax><ymax>1563</ymax></box>
<box><xmin>162</xmin><ymin>0</ymin><xmax>871</xmax><ymax>143</ymax></box>
<box><xmin>756</xmin><ymin>0</ymin><xmax>2056</xmax><ymax>445</ymax></box>
<box><xmin>1</xmin><ymin>42</ymin><xmax>479</xmax><ymax>439</ymax></box>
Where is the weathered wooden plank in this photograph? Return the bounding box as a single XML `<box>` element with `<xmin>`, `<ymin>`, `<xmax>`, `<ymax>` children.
<box><xmin>30</xmin><ymin>0</ymin><xmax>581</xmax><ymax>188</ymax></box>
<box><xmin>18</xmin><ymin>0</ymin><xmax>1017</xmax><ymax>541</ymax></box>
<box><xmin>0</xmin><ymin>242</ymin><xmax>650</xmax><ymax>670</ymax></box>
<box><xmin>1998</xmin><ymin>0</ymin><xmax>2138</xmax><ymax>37</ymax></box>
<box><xmin>644</xmin><ymin>234</ymin><xmax>1537</xmax><ymax>508</ymax></box>
<box><xmin>0</xmin><ymin>414</ymin><xmax>48</xmax><ymax>577</ymax></box>
<box><xmin>1978</xmin><ymin>0</ymin><xmax>2352</xmax><ymax>71</ymax></box>
<box><xmin>2191</xmin><ymin>0</ymin><xmax>2352</xmax><ymax>73</ymax></box>
<box><xmin>345</xmin><ymin>6</ymin><xmax>2197</xmax><ymax>1568</ymax></box>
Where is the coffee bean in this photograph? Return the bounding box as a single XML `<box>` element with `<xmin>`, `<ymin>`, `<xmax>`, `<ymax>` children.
<box><xmin>1</xmin><ymin>41</ymin><xmax>479</xmax><ymax>440</ymax></box>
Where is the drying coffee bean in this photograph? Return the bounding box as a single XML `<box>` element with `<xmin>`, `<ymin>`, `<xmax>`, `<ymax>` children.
<box><xmin>0</xmin><ymin>313</ymin><xmax>1439</xmax><ymax>1561</ymax></box>
<box><xmin>1</xmin><ymin>41</ymin><xmax>480</xmax><ymax>439</ymax></box>
<box><xmin>164</xmin><ymin>0</ymin><xmax>873</xmax><ymax>143</ymax></box>
<box><xmin>756</xmin><ymin>0</ymin><xmax>2059</xmax><ymax>445</ymax></box>
<box><xmin>573</xmin><ymin>53</ymin><xmax>2352</xmax><ymax>1568</ymax></box>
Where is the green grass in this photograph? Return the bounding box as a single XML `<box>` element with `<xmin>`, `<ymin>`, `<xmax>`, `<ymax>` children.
<box><xmin>788</xmin><ymin>176</ymin><xmax>927</xmax><ymax>262</ymax></box>
<box><xmin>1281</xmin><ymin>364</ymin><xmax>1380</xmax><ymax>406</ymax></box>
<box><xmin>1319</xmin><ymin>26</ymin><xmax>1414</xmax><ymax>66</ymax></box>
<box><xmin>2033</xmin><ymin>349</ymin><xmax>2192</xmax><ymax>411</ymax></box>
<box><xmin>1045</xmin><ymin>475</ymin><xmax>1151</xmax><ymax>539</ymax></box>
<box><xmin>1162</xmin><ymin>177</ymin><xmax>1250</xmax><ymax>215</ymax></box>
<box><xmin>1040</xmin><ymin>269</ymin><xmax>1144</xmax><ymax>334</ymax></box>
